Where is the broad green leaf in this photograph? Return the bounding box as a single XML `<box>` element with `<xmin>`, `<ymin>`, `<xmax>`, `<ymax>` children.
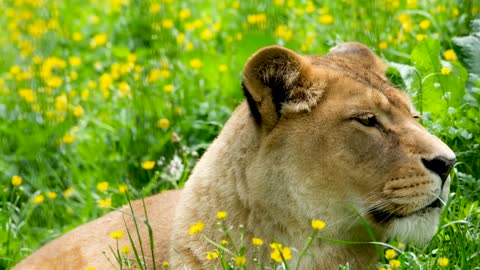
<box><xmin>410</xmin><ymin>39</ymin><xmax>467</xmax><ymax>116</ymax></box>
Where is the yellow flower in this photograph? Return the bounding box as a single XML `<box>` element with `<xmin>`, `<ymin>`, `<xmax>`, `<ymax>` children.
<box><xmin>311</xmin><ymin>219</ymin><xmax>326</xmax><ymax>230</ymax></box>
<box><xmin>141</xmin><ymin>160</ymin><xmax>156</xmax><ymax>170</ymax></box>
<box><xmin>416</xmin><ymin>34</ymin><xmax>427</xmax><ymax>41</ymax></box>
<box><xmin>97</xmin><ymin>181</ymin><xmax>109</xmax><ymax>193</ymax></box>
<box><xmin>162</xmin><ymin>261</ymin><xmax>169</xmax><ymax>268</ymax></box>
<box><xmin>157</xmin><ymin>118</ymin><xmax>170</xmax><ymax>129</ymax></box>
<box><xmin>70</xmin><ymin>71</ymin><xmax>78</xmax><ymax>81</ymax></box>
<box><xmin>200</xmin><ymin>29</ymin><xmax>213</xmax><ymax>41</ymax></box>
<box><xmin>385</xmin><ymin>249</ymin><xmax>396</xmax><ymax>260</ymax></box>
<box><xmin>274</xmin><ymin>0</ymin><xmax>284</xmax><ymax>5</ymax></box>
<box><xmin>378</xmin><ymin>41</ymin><xmax>388</xmax><ymax>50</ymax></box>
<box><xmin>377</xmin><ymin>267</ymin><xmax>387</xmax><ymax>270</ymax></box>
<box><xmin>190</xmin><ymin>59</ymin><xmax>202</xmax><ymax>69</ymax></box>
<box><xmin>18</xmin><ymin>89</ymin><xmax>36</xmax><ymax>103</ymax></box>
<box><xmin>419</xmin><ymin>19</ymin><xmax>431</xmax><ymax>29</ymax></box>
<box><xmin>90</xmin><ymin>15</ymin><xmax>100</xmax><ymax>24</ymax></box>
<box><xmin>47</xmin><ymin>191</ymin><xmax>58</xmax><ymax>199</ymax></box>
<box><xmin>389</xmin><ymin>259</ymin><xmax>401</xmax><ymax>269</ymax></box>
<box><xmin>69</xmin><ymin>56</ymin><xmax>82</xmax><ymax>67</ymax></box>
<box><xmin>11</xmin><ymin>175</ymin><xmax>23</xmax><ymax>186</ymax></box>
<box><xmin>219</xmin><ymin>65</ymin><xmax>228</xmax><ymax>72</ymax></box>
<box><xmin>252</xmin><ymin>237</ymin><xmax>263</xmax><ymax>246</ymax></box>
<box><xmin>81</xmin><ymin>90</ymin><xmax>90</xmax><ymax>101</ymax></box>
<box><xmin>164</xmin><ymin>84</ymin><xmax>174</xmax><ymax>93</ymax></box>
<box><xmin>33</xmin><ymin>194</ymin><xmax>45</xmax><ymax>204</ymax></box>
<box><xmin>64</xmin><ymin>187</ymin><xmax>75</xmax><ymax>198</ymax></box>
<box><xmin>118</xmin><ymin>82</ymin><xmax>131</xmax><ymax>96</ymax></box>
<box><xmin>217</xmin><ymin>211</ymin><xmax>227</xmax><ymax>220</ymax></box>
<box><xmin>162</xmin><ymin>20</ymin><xmax>174</xmax><ymax>29</ymax></box>
<box><xmin>121</xmin><ymin>245</ymin><xmax>130</xmax><ymax>254</ymax></box>
<box><xmin>109</xmin><ymin>230</ymin><xmax>124</xmax><ymax>240</ymax></box>
<box><xmin>73</xmin><ymin>32</ymin><xmax>83</xmax><ymax>42</ymax></box>
<box><xmin>176</xmin><ymin>33</ymin><xmax>185</xmax><ymax>44</ymax></box>
<box><xmin>85</xmin><ymin>267</ymin><xmax>96</xmax><ymax>270</ymax></box>
<box><xmin>90</xmin><ymin>33</ymin><xmax>108</xmax><ymax>48</ymax></box>
<box><xmin>55</xmin><ymin>94</ymin><xmax>68</xmax><ymax>112</ymax></box>
<box><xmin>235</xmin><ymin>256</ymin><xmax>246</xmax><ymax>266</ymax></box>
<box><xmin>188</xmin><ymin>221</ymin><xmax>205</xmax><ymax>235</ymax></box>
<box><xmin>443</xmin><ymin>49</ymin><xmax>457</xmax><ymax>61</ymax></box>
<box><xmin>73</xmin><ymin>105</ymin><xmax>84</xmax><ymax>117</ymax></box>
<box><xmin>318</xmin><ymin>14</ymin><xmax>334</xmax><ymax>25</ymax></box>
<box><xmin>179</xmin><ymin>9</ymin><xmax>190</xmax><ymax>19</ymax></box>
<box><xmin>47</xmin><ymin>76</ymin><xmax>63</xmax><ymax>88</ymax></box>
<box><xmin>206</xmin><ymin>251</ymin><xmax>219</xmax><ymax>260</ymax></box>
<box><xmin>118</xmin><ymin>184</ymin><xmax>128</xmax><ymax>193</ymax></box>
<box><xmin>274</xmin><ymin>24</ymin><xmax>292</xmax><ymax>41</ymax></box>
<box><xmin>438</xmin><ymin>257</ymin><xmax>449</xmax><ymax>267</ymax></box>
<box><xmin>62</xmin><ymin>133</ymin><xmax>75</xmax><ymax>144</ymax></box>
<box><xmin>270</xmin><ymin>244</ymin><xmax>292</xmax><ymax>263</ymax></box>
<box><xmin>149</xmin><ymin>3</ymin><xmax>161</xmax><ymax>13</ymax></box>
<box><xmin>441</xmin><ymin>67</ymin><xmax>451</xmax><ymax>75</ymax></box>
<box><xmin>98</xmin><ymin>198</ymin><xmax>112</xmax><ymax>208</ymax></box>
<box><xmin>221</xmin><ymin>239</ymin><xmax>228</xmax><ymax>246</ymax></box>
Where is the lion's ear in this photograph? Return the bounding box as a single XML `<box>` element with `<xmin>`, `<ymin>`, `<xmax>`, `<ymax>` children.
<box><xmin>242</xmin><ymin>46</ymin><xmax>325</xmax><ymax>130</ymax></box>
<box><xmin>328</xmin><ymin>42</ymin><xmax>387</xmax><ymax>78</ymax></box>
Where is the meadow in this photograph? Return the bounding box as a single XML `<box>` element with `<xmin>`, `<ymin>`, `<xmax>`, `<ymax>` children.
<box><xmin>0</xmin><ymin>0</ymin><xmax>479</xmax><ymax>269</ymax></box>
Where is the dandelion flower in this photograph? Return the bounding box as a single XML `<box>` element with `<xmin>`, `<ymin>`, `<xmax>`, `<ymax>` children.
<box><xmin>73</xmin><ymin>32</ymin><xmax>83</xmax><ymax>42</ymax></box>
<box><xmin>206</xmin><ymin>251</ymin><xmax>219</xmax><ymax>260</ymax></box>
<box><xmin>11</xmin><ymin>175</ymin><xmax>23</xmax><ymax>186</ymax></box>
<box><xmin>120</xmin><ymin>245</ymin><xmax>130</xmax><ymax>254</ymax></box>
<box><xmin>235</xmin><ymin>256</ymin><xmax>246</xmax><ymax>266</ymax></box>
<box><xmin>190</xmin><ymin>59</ymin><xmax>202</xmax><ymax>69</ymax></box>
<box><xmin>443</xmin><ymin>49</ymin><xmax>457</xmax><ymax>61</ymax></box>
<box><xmin>33</xmin><ymin>194</ymin><xmax>45</xmax><ymax>204</ymax></box>
<box><xmin>389</xmin><ymin>259</ymin><xmax>401</xmax><ymax>269</ymax></box>
<box><xmin>378</xmin><ymin>41</ymin><xmax>388</xmax><ymax>50</ymax></box>
<box><xmin>109</xmin><ymin>230</ymin><xmax>124</xmax><ymax>240</ymax></box>
<box><xmin>69</xmin><ymin>56</ymin><xmax>82</xmax><ymax>67</ymax></box>
<box><xmin>62</xmin><ymin>133</ymin><xmax>75</xmax><ymax>144</ymax></box>
<box><xmin>385</xmin><ymin>249</ymin><xmax>396</xmax><ymax>260</ymax></box>
<box><xmin>221</xmin><ymin>239</ymin><xmax>228</xmax><ymax>246</ymax></box>
<box><xmin>118</xmin><ymin>184</ymin><xmax>128</xmax><ymax>193</ymax></box>
<box><xmin>141</xmin><ymin>160</ymin><xmax>156</xmax><ymax>170</ymax></box>
<box><xmin>188</xmin><ymin>221</ymin><xmax>205</xmax><ymax>235</ymax></box>
<box><xmin>73</xmin><ymin>105</ymin><xmax>84</xmax><ymax>117</ymax></box>
<box><xmin>98</xmin><ymin>198</ymin><xmax>112</xmax><ymax>209</ymax></box>
<box><xmin>47</xmin><ymin>191</ymin><xmax>57</xmax><ymax>199</ymax></box>
<box><xmin>90</xmin><ymin>33</ymin><xmax>108</xmax><ymax>48</ymax></box>
<box><xmin>318</xmin><ymin>14</ymin><xmax>334</xmax><ymax>25</ymax></box>
<box><xmin>64</xmin><ymin>187</ymin><xmax>75</xmax><ymax>198</ymax></box>
<box><xmin>162</xmin><ymin>261</ymin><xmax>169</xmax><ymax>268</ymax></box>
<box><xmin>416</xmin><ymin>34</ymin><xmax>427</xmax><ymax>41</ymax></box>
<box><xmin>164</xmin><ymin>84</ymin><xmax>174</xmax><ymax>93</ymax></box>
<box><xmin>441</xmin><ymin>67</ymin><xmax>451</xmax><ymax>75</ymax></box>
<box><xmin>217</xmin><ymin>211</ymin><xmax>227</xmax><ymax>220</ymax></box>
<box><xmin>419</xmin><ymin>19</ymin><xmax>431</xmax><ymax>29</ymax></box>
<box><xmin>438</xmin><ymin>257</ymin><xmax>449</xmax><ymax>267</ymax></box>
<box><xmin>97</xmin><ymin>181</ymin><xmax>109</xmax><ymax>193</ymax></box>
<box><xmin>219</xmin><ymin>65</ymin><xmax>228</xmax><ymax>72</ymax></box>
<box><xmin>157</xmin><ymin>118</ymin><xmax>170</xmax><ymax>129</ymax></box>
<box><xmin>179</xmin><ymin>9</ymin><xmax>191</xmax><ymax>19</ymax></box>
<box><xmin>149</xmin><ymin>3</ymin><xmax>161</xmax><ymax>13</ymax></box>
<box><xmin>311</xmin><ymin>219</ymin><xmax>326</xmax><ymax>230</ymax></box>
<box><xmin>270</xmin><ymin>243</ymin><xmax>292</xmax><ymax>263</ymax></box>
<box><xmin>162</xmin><ymin>20</ymin><xmax>174</xmax><ymax>29</ymax></box>
<box><xmin>252</xmin><ymin>237</ymin><xmax>263</xmax><ymax>246</ymax></box>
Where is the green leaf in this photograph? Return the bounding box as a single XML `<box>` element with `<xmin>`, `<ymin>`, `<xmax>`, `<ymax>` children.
<box><xmin>410</xmin><ymin>39</ymin><xmax>468</xmax><ymax>116</ymax></box>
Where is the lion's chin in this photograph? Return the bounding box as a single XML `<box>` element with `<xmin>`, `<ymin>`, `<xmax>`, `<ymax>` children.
<box><xmin>386</xmin><ymin>207</ymin><xmax>441</xmax><ymax>246</ymax></box>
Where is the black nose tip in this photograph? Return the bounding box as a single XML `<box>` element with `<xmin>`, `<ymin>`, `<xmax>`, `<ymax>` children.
<box><xmin>422</xmin><ymin>156</ymin><xmax>456</xmax><ymax>185</ymax></box>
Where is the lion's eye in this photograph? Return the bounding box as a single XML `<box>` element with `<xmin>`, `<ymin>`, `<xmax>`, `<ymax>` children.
<box><xmin>355</xmin><ymin>115</ymin><xmax>378</xmax><ymax>127</ymax></box>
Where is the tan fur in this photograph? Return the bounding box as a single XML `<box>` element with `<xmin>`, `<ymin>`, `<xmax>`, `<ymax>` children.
<box><xmin>14</xmin><ymin>43</ymin><xmax>455</xmax><ymax>270</ymax></box>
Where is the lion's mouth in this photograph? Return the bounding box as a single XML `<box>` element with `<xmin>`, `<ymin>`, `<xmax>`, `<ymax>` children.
<box><xmin>370</xmin><ymin>198</ymin><xmax>443</xmax><ymax>224</ymax></box>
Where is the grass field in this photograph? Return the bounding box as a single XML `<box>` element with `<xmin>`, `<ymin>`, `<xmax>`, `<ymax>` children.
<box><xmin>1</xmin><ymin>0</ymin><xmax>479</xmax><ymax>269</ymax></box>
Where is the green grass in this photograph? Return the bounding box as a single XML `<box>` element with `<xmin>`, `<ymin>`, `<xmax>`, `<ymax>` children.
<box><xmin>0</xmin><ymin>0</ymin><xmax>479</xmax><ymax>269</ymax></box>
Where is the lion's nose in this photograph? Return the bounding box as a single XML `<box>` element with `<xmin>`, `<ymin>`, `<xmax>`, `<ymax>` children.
<box><xmin>421</xmin><ymin>156</ymin><xmax>456</xmax><ymax>185</ymax></box>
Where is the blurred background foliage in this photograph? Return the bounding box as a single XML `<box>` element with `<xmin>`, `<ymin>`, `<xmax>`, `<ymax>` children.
<box><xmin>0</xmin><ymin>0</ymin><xmax>479</xmax><ymax>268</ymax></box>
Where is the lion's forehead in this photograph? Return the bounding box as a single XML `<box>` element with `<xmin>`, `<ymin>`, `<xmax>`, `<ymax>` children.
<box><xmin>308</xmin><ymin>55</ymin><xmax>415</xmax><ymax>116</ymax></box>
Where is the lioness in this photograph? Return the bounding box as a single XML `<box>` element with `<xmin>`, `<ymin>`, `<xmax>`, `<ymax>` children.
<box><xmin>14</xmin><ymin>43</ymin><xmax>455</xmax><ymax>270</ymax></box>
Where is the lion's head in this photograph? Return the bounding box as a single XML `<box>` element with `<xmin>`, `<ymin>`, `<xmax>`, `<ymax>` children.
<box><xmin>241</xmin><ymin>43</ymin><xmax>455</xmax><ymax>247</ymax></box>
